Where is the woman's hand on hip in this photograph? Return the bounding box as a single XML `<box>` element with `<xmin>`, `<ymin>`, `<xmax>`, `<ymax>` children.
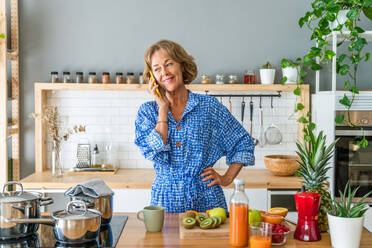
<box><xmin>200</xmin><ymin>167</ymin><xmax>231</xmax><ymax>187</ymax></box>
<box><xmin>148</xmin><ymin>78</ymin><xmax>169</xmax><ymax>109</ymax></box>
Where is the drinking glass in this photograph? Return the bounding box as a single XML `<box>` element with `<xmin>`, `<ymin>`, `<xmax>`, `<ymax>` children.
<box><xmin>249</xmin><ymin>222</ymin><xmax>272</xmax><ymax>248</ymax></box>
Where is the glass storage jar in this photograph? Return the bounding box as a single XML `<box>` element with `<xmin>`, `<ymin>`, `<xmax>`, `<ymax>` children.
<box><xmin>126</xmin><ymin>72</ymin><xmax>135</xmax><ymax>84</ymax></box>
<box><xmin>201</xmin><ymin>74</ymin><xmax>211</xmax><ymax>84</ymax></box>
<box><xmin>244</xmin><ymin>70</ymin><xmax>256</xmax><ymax>84</ymax></box>
<box><xmin>139</xmin><ymin>72</ymin><xmax>144</xmax><ymax>84</ymax></box>
<box><xmin>215</xmin><ymin>74</ymin><xmax>225</xmax><ymax>84</ymax></box>
<box><xmin>88</xmin><ymin>72</ymin><xmax>97</xmax><ymax>84</ymax></box>
<box><xmin>75</xmin><ymin>72</ymin><xmax>84</xmax><ymax>83</ymax></box>
<box><xmin>102</xmin><ymin>72</ymin><xmax>110</xmax><ymax>84</ymax></box>
<box><xmin>228</xmin><ymin>74</ymin><xmax>239</xmax><ymax>84</ymax></box>
<box><xmin>62</xmin><ymin>72</ymin><xmax>71</xmax><ymax>83</ymax></box>
<box><xmin>51</xmin><ymin>71</ymin><xmax>59</xmax><ymax>83</ymax></box>
<box><xmin>115</xmin><ymin>72</ymin><xmax>124</xmax><ymax>84</ymax></box>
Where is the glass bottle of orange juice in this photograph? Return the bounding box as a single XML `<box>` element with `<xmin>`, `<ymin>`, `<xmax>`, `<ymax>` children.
<box><xmin>229</xmin><ymin>178</ymin><xmax>249</xmax><ymax>247</ymax></box>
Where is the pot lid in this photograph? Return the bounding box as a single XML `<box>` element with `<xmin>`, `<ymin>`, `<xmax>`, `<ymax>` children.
<box><xmin>52</xmin><ymin>200</ymin><xmax>101</xmax><ymax>220</ymax></box>
<box><xmin>0</xmin><ymin>182</ymin><xmax>40</xmax><ymax>203</ymax></box>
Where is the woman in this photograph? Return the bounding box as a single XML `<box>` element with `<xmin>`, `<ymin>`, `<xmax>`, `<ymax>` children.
<box><xmin>135</xmin><ymin>40</ymin><xmax>254</xmax><ymax>213</ymax></box>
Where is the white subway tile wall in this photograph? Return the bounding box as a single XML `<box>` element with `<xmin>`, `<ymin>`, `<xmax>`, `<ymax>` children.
<box><xmin>45</xmin><ymin>90</ymin><xmax>298</xmax><ymax>170</ymax></box>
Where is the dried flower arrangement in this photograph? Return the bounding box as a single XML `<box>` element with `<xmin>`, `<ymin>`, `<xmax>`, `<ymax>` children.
<box><xmin>29</xmin><ymin>106</ymin><xmax>86</xmax><ymax>149</ymax></box>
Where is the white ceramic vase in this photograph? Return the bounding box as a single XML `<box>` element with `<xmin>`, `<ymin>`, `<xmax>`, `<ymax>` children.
<box><xmin>282</xmin><ymin>66</ymin><xmax>299</xmax><ymax>84</ymax></box>
<box><xmin>259</xmin><ymin>69</ymin><xmax>275</xmax><ymax>85</ymax></box>
<box><xmin>330</xmin><ymin>10</ymin><xmax>349</xmax><ymax>30</ymax></box>
<box><xmin>327</xmin><ymin>213</ymin><xmax>364</xmax><ymax>248</ymax></box>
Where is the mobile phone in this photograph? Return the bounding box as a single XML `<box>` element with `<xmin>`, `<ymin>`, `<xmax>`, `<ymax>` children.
<box><xmin>149</xmin><ymin>71</ymin><xmax>162</xmax><ymax>98</ymax></box>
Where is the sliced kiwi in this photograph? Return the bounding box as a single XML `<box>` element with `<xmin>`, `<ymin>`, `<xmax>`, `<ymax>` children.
<box><xmin>195</xmin><ymin>214</ymin><xmax>206</xmax><ymax>226</ymax></box>
<box><xmin>211</xmin><ymin>216</ymin><xmax>222</xmax><ymax>227</ymax></box>
<box><xmin>182</xmin><ymin>217</ymin><xmax>196</xmax><ymax>229</ymax></box>
<box><xmin>200</xmin><ymin>218</ymin><xmax>213</xmax><ymax>229</ymax></box>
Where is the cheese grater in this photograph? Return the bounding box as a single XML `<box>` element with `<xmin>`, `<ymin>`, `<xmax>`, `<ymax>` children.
<box><xmin>76</xmin><ymin>144</ymin><xmax>91</xmax><ymax>168</ymax></box>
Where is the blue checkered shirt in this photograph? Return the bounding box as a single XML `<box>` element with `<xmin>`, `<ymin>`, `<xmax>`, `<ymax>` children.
<box><xmin>134</xmin><ymin>90</ymin><xmax>255</xmax><ymax>213</ymax></box>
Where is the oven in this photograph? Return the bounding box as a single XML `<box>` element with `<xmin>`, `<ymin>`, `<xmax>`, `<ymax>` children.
<box><xmin>335</xmin><ymin>111</ymin><xmax>372</xmax><ymax>202</ymax></box>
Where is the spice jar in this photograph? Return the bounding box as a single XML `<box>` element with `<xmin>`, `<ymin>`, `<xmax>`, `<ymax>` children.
<box><xmin>201</xmin><ymin>74</ymin><xmax>211</xmax><ymax>84</ymax></box>
<box><xmin>244</xmin><ymin>70</ymin><xmax>256</xmax><ymax>84</ymax></box>
<box><xmin>102</xmin><ymin>72</ymin><xmax>110</xmax><ymax>84</ymax></box>
<box><xmin>51</xmin><ymin>71</ymin><xmax>59</xmax><ymax>83</ymax></box>
<box><xmin>88</xmin><ymin>72</ymin><xmax>97</xmax><ymax>84</ymax></box>
<box><xmin>215</xmin><ymin>74</ymin><xmax>225</xmax><ymax>84</ymax></box>
<box><xmin>126</xmin><ymin>72</ymin><xmax>135</xmax><ymax>84</ymax></box>
<box><xmin>62</xmin><ymin>72</ymin><xmax>71</xmax><ymax>83</ymax></box>
<box><xmin>75</xmin><ymin>72</ymin><xmax>84</xmax><ymax>83</ymax></box>
<box><xmin>115</xmin><ymin>72</ymin><xmax>124</xmax><ymax>84</ymax></box>
<box><xmin>139</xmin><ymin>72</ymin><xmax>144</xmax><ymax>84</ymax></box>
<box><xmin>228</xmin><ymin>74</ymin><xmax>239</xmax><ymax>84</ymax></box>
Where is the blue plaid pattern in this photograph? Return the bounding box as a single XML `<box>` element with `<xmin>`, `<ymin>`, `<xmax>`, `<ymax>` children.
<box><xmin>135</xmin><ymin>90</ymin><xmax>255</xmax><ymax>213</ymax></box>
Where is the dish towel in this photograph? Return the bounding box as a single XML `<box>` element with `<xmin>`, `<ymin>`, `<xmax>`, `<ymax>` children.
<box><xmin>65</xmin><ymin>178</ymin><xmax>114</xmax><ymax>198</ymax></box>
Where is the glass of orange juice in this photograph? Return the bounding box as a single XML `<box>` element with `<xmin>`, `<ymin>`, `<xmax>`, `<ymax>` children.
<box><xmin>249</xmin><ymin>222</ymin><xmax>272</xmax><ymax>248</ymax></box>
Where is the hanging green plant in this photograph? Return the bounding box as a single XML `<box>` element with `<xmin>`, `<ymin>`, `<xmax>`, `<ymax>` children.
<box><xmin>282</xmin><ymin>0</ymin><xmax>372</xmax><ymax>148</ymax></box>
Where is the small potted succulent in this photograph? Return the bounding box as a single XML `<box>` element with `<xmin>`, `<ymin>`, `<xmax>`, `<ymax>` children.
<box><xmin>260</xmin><ymin>62</ymin><xmax>275</xmax><ymax>85</ymax></box>
<box><xmin>327</xmin><ymin>181</ymin><xmax>372</xmax><ymax>248</ymax></box>
<box><xmin>280</xmin><ymin>59</ymin><xmax>301</xmax><ymax>84</ymax></box>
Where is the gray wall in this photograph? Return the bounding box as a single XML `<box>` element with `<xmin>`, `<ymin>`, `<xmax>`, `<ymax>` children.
<box><xmin>19</xmin><ymin>0</ymin><xmax>372</xmax><ymax>178</ymax></box>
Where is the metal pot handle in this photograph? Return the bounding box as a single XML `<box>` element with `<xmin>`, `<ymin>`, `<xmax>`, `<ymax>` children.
<box><xmin>67</xmin><ymin>200</ymin><xmax>87</xmax><ymax>215</ymax></box>
<box><xmin>40</xmin><ymin>197</ymin><xmax>54</xmax><ymax>206</ymax></box>
<box><xmin>2</xmin><ymin>181</ymin><xmax>23</xmax><ymax>195</ymax></box>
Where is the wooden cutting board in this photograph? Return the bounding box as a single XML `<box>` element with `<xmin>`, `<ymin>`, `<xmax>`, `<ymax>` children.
<box><xmin>179</xmin><ymin>213</ymin><xmax>229</xmax><ymax>240</ymax></box>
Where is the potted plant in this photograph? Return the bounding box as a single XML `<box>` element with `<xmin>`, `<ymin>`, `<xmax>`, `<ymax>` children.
<box><xmin>281</xmin><ymin>0</ymin><xmax>372</xmax><ymax>148</ymax></box>
<box><xmin>296</xmin><ymin>124</ymin><xmax>338</xmax><ymax>232</ymax></box>
<box><xmin>281</xmin><ymin>59</ymin><xmax>301</xmax><ymax>84</ymax></box>
<box><xmin>327</xmin><ymin>181</ymin><xmax>372</xmax><ymax>248</ymax></box>
<box><xmin>260</xmin><ymin>61</ymin><xmax>275</xmax><ymax>84</ymax></box>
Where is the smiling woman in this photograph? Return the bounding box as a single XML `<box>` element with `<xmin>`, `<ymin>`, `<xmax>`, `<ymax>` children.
<box><xmin>134</xmin><ymin>40</ymin><xmax>255</xmax><ymax>213</ymax></box>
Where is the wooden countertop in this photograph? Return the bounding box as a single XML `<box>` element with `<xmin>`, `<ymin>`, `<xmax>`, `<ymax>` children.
<box><xmin>117</xmin><ymin>213</ymin><xmax>372</xmax><ymax>247</ymax></box>
<box><xmin>20</xmin><ymin>169</ymin><xmax>302</xmax><ymax>189</ymax></box>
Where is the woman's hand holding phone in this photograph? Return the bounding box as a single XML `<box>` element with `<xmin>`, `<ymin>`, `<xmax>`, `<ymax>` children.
<box><xmin>148</xmin><ymin>76</ymin><xmax>169</xmax><ymax>109</ymax></box>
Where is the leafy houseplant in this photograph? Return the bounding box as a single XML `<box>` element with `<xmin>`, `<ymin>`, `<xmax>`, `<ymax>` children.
<box><xmin>296</xmin><ymin>124</ymin><xmax>338</xmax><ymax>232</ymax></box>
<box><xmin>282</xmin><ymin>0</ymin><xmax>372</xmax><ymax>147</ymax></box>
<box><xmin>260</xmin><ymin>61</ymin><xmax>275</xmax><ymax>84</ymax></box>
<box><xmin>327</xmin><ymin>181</ymin><xmax>372</xmax><ymax>248</ymax></box>
<box><xmin>281</xmin><ymin>59</ymin><xmax>301</xmax><ymax>84</ymax></box>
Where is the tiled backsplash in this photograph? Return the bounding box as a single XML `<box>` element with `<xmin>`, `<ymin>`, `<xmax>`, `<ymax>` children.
<box><xmin>46</xmin><ymin>89</ymin><xmax>298</xmax><ymax>170</ymax></box>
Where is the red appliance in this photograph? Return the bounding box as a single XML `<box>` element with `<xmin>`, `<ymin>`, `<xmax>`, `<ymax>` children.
<box><xmin>294</xmin><ymin>192</ymin><xmax>321</xmax><ymax>242</ymax></box>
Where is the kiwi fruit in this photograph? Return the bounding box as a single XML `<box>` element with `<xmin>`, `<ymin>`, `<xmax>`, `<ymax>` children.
<box><xmin>195</xmin><ymin>214</ymin><xmax>206</xmax><ymax>226</ymax></box>
<box><xmin>182</xmin><ymin>217</ymin><xmax>196</xmax><ymax>229</ymax></box>
<box><xmin>200</xmin><ymin>218</ymin><xmax>213</xmax><ymax>229</ymax></box>
<box><xmin>211</xmin><ymin>216</ymin><xmax>222</xmax><ymax>228</ymax></box>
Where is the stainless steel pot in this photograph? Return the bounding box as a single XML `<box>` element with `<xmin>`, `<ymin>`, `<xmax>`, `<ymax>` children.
<box><xmin>7</xmin><ymin>200</ymin><xmax>102</xmax><ymax>244</ymax></box>
<box><xmin>70</xmin><ymin>194</ymin><xmax>113</xmax><ymax>225</ymax></box>
<box><xmin>0</xmin><ymin>182</ymin><xmax>53</xmax><ymax>240</ymax></box>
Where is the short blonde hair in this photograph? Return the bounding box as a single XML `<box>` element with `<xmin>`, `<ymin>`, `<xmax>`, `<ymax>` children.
<box><xmin>143</xmin><ymin>40</ymin><xmax>197</xmax><ymax>84</ymax></box>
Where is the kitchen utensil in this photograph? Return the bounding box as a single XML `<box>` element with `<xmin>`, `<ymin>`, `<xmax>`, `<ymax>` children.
<box><xmin>0</xmin><ymin>182</ymin><xmax>53</xmax><ymax>240</ymax></box>
<box><xmin>241</xmin><ymin>97</ymin><xmax>245</xmax><ymax>125</ymax></box>
<box><xmin>76</xmin><ymin>144</ymin><xmax>91</xmax><ymax>168</ymax></box>
<box><xmin>70</xmin><ymin>194</ymin><xmax>113</xmax><ymax>225</ymax></box>
<box><xmin>258</xmin><ymin>97</ymin><xmax>266</xmax><ymax>147</ymax></box>
<box><xmin>249</xmin><ymin>98</ymin><xmax>258</xmax><ymax>146</ymax></box>
<box><xmin>137</xmin><ymin>206</ymin><xmax>164</xmax><ymax>232</ymax></box>
<box><xmin>265</xmin><ymin>97</ymin><xmax>282</xmax><ymax>145</ymax></box>
<box><xmin>7</xmin><ymin>200</ymin><xmax>102</xmax><ymax>244</ymax></box>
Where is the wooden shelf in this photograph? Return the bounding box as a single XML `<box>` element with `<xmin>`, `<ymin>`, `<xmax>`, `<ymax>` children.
<box><xmin>6</xmin><ymin>50</ymin><xmax>18</xmax><ymax>61</ymax></box>
<box><xmin>35</xmin><ymin>82</ymin><xmax>308</xmax><ymax>92</ymax></box>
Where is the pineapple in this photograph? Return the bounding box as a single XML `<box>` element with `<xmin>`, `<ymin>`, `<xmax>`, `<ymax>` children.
<box><xmin>296</xmin><ymin>126</ymin><xmax>338</xmax><ymax>232</ymax></box>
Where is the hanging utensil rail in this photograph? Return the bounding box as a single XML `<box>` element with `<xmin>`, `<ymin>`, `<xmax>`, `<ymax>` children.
<box><xmin>205</xmin><ymin>91</ymin><xmax>281</xmax><ymax>98</ymax></box>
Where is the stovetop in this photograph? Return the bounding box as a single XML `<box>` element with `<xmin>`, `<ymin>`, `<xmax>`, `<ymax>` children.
<box><xmin>0</xmin><ymin>216</ymin><xmax>128</xmax><ymax>248</ymax></box>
